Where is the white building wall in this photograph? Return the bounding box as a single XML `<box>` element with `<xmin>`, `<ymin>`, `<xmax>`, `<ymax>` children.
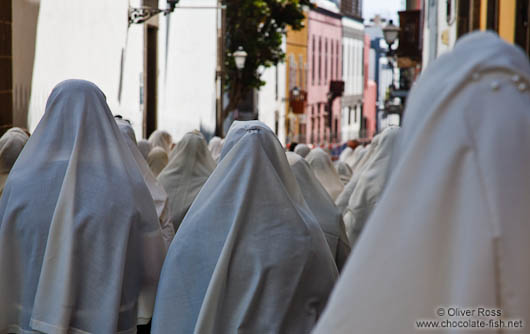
<box><xmin>258</xmin><ymin>60</ymin><xmax>287</xmax><ymax>145</ymax></box>
<box><xmin>157</xmin><ymin>0</ymin><xmax>218</xmax><ymax>141</ymax></box>
<box><xmin>422</xmin><ymin>0</ymin><xmax>458</xmax><ymax>69</ymax></box>
<box><xmin>340</xmin><ymin>17</ymin><xmax>363</xmax><ymax>142</ymax></box>
<box><xmin>28</xmin><ymin>0</ymin><xmax>132</xmax><ymax>132</ymax></box>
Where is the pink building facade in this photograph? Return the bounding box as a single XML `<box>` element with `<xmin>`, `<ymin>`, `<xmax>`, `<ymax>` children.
<box><xmin>306</xmin><ymin>7</ymin><xmax>343</xmax><ymax>145</ymax></box>
<box><xmin>362</xmin><ymin>34</ymin><xmax>377</xmax><ymax>139</ymax></box>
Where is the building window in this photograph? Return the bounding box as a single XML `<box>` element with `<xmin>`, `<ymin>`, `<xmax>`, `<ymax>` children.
<box><xmin>486</xmin><ymin>0</ymin><xmax>499</xmax><ymax>31</ymax></box>
<box><xmin>354</xmin><ymin>104</ymin><xmax>358</xmax><ymax>123</ymax></box>
<box><xmin>348</xmin><ymin>107</ymin><xmax>352</xmax><ymax>125</ymax></box>
<box><xmin>336</xmin><ymin>40</ymin><xmax>339</xmax><ymax>80</ymax></box>
<box><xmin>325</xmin><ymin>38</ymin><xmax>328</xmax><ymax>83</ymax></box>
<box><xmin>330</xmin><ymin>41</ymin><xmax>334</xmax><ymax>81</ymax></box>
<box><xmin>515</xmin><ymin>0</ymin><xmax>530</xmax><ymax>57</ymax></box>
<box><xmin>312</xmin><ymin>36</ymin><xmax>316</xmax><ymax>85</ymax></box>
<box><xmin>318</xmin><ymin>37</ymin><xmax>322</xmax><ymax>85</ymax></box>
<box><xmin>299</xmin><ymin>55</ymin><xmax>304</xmax><ymax>88</ymax></box>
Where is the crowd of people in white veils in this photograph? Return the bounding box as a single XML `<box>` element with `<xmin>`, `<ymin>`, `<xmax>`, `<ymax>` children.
<box><xmin>0</xmin><ymin>32</ymin><xmax>529</xmax><ymax>333</ymax></box>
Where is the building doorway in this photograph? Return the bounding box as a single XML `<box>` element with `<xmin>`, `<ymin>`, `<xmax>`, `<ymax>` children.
<box><xmin>144</xmin><ymin>25</ymin><xmax>158</xmax><ymax>138</ymax></box>
<box><xmin>515</xmin><ymin>0</ymin><xmax>530</xmax><ymax>57</ymax></box>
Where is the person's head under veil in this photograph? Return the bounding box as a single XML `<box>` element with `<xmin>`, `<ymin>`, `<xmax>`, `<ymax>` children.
<box><xmin>294</xmin><ymin>143</ymin><xmax>311</xmax><ymax>158</ymax></box>
<box><xmin>158</xmin><ymin>131</ymin><xmax>216</xmax><ymax>232</ymax></box>
<box><xmin>305</xmin><ymin>148</ymin><xmax>344</xmax><ymax>201</ymax></box>
<box><xmin>149</xmin><ymin>130</ymin><xmax>173</xmax><ymax>153</ymax></box>
<box><xmin>313</xmin><ymin>32</ymin><xmax>530</xmax><ymax>333</ymax></box>
<box><xmin>208</xmin><ymin>136</ymin><xmax>224</xmax><ymax>162</ymax></box>
<box><xmin>0</xmin><ymin>128</ymin><xmax>29</xmax><ymax>195</ymax></box>
<box><xmin>287</xmin><ymin>151</ymin><xmax>351</xmax><ymax>271</ymax></box>
<box><xmin>335</xmin><ymin>160</ymin><xmax>353</xmax><ymax>185</ymax></box>
<box><xmin>0</xmin><ymin>79</ymin><xmax>166</xmax><ymax>333</ymax></box>
<box><xmin>151</xmin><ymin>120</ymin><xmax>338</xmax><ymax>334</ymax></box>
<box><xmin>148</xmin><ymin>146</ymin><xmax>169</xmax><ymax>177</ymax></box>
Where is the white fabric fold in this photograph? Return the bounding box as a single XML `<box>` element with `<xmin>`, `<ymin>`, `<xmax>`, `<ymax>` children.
<box><xmin>335</xmin><ymin>161</ymin><xmax>353</xmax><ymax>185</ymax></box>
<box><xmin>342</xmin><ymin>126</ymin><xmax>399</xmax><ymax>246</ymax></box>
<box><xmin>305</xmin><ymin>148</ymin><xmax>344</xmax><ymax>201</ymax></box>
<box><xmin>115</xmin><ymin>118</ymin><xmax>175</xmax><ymax>251</ymax></box>
<box><xmin>151</xmin><ymin>121</ymin><xmax>337</xmax><ymax>334</ymax></box>
<box><xmin>0</xmin><ymin>80</ymin><xmax>166</xmax><ymax>334</ymax></box>
<box><xmin>287</xmin><ymin>152</ymin><xmax>350</xmax><ymax>271</ymax></box>
<box><xmin>313</xmin><ymin>32</ymin><xmax>530</xmax><ymax>333</ymax></box>
<box><xmin>137</xmin><ymin>140</ymin><xmax>152</xmax><ymax>161</ymax></box>
<box><xmin>158</xmin><ymin>131</ymin><xmax>216</xmax><ymax>232</ymax></box>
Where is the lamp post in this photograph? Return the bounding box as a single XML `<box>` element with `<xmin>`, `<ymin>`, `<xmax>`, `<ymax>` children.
<box><xmin>382</xmin><ymin>20</ymin><xmax>400</xmax><ymax>56</ymax></box>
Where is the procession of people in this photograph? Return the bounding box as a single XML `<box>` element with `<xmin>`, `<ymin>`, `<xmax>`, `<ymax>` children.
<box><xmin>0</xmin><ymin>31</ymin><xmax>529</xmax><ymax>333</ymax></box>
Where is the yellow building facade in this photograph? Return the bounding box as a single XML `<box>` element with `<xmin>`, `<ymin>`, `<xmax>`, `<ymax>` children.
<box><xmin>285</xmin><ymin>14</ymin><xmax>308</xmax><ymax>144</ymax></box>
<box><xmin>477</xmin><ymin>0</ymin><xmax>529</xmax><ymax>55</ymax></box>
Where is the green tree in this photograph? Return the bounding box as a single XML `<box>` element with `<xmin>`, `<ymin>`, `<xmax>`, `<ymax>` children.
<box><xmin>222</xmin><ymin>0</ymin><xmax>312</xmax><ymax>124</ymax></box>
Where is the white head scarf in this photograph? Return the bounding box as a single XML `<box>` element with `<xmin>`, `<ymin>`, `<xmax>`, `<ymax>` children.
<box><xmin>208</xmin><ymin>136</ymin><xmax>223</xmax><ymax>162</ymax></box>
<box><xmin>294</xmin><ymin>143</ymin><xmax>311</xmax><ymax>157</ymax></box>
<box><xmin>313</xmin><ymin>32</ymin><xmax>530</xmax><ymax>333</ymax></box>
<box><xmin>0</xmin><ymin>80</ymin><xmax>166</xmax><ymax>333</ymax></box>
<box><xmin>148</xmin><ymin>130</ymin><xmax>173</xmax><ymax>153</ymax></box>
<box><xmin>138</xmin><ymin>139</ymin><xmax>152</xmax><ymax>161</ymax></box>
<box><xmin>0</xmin><ymin>128</ymin><xmax>29</xmax><ymax>195</ymax></box>
<box><xmin>287</xmin><ymin>151</ymin><xmax>350</xmax><ymax>271</ymax></box>
<box><xmin>305</xmin><ymin>148</ymin><xmax>344</xmax><ymax>201</ymax></box>
<box><xmin>116</xmin><ymin>118</ymin><xmax>175</xmax><ymax>251</ymax></box>
<box><xmin>158</xmin><ymin>131</ymin><xmax>216</xmax><ymax>232</ymax></box>
<box><xmin>151</xmin><ymin>121</ymin><xmax>338</xmax><ymax>334</ymax></box>
<box><xmin>347</xmin><ymin>145</ymin><xmax>366</xmax><ymax>170</ymax></box>
<box><xmin>335</xmin><ymin>161</ymin><xmax>353</xmax><ymax>185</ymax></box>
<box><xmin>148</xmin><ymin>147</ymin><xmax>169</xmax><ymax>177</ymax></box>
<box><xmin>343</xmin><ymin>126</ymin><xmax>400</xmax><ymax>246</ymax></box>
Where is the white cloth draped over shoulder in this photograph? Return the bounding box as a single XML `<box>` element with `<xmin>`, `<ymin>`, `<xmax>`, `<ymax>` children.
<box><xmin>116</xmin><ymin>118</ymin><xmax>175</xmax><ymax>250</ymax></box>
<box><xmin>208</xmin><ymin>136</ymin><xmax>223</xmax><ymax>162</ymax></box>
<box><xmin>343</xmin><ymin>126</ymin><xmax>399</xmax><ymax>246</ymax></box>
<box><xmin>313</xmin><ymin>32</ymin><xmax>530</xmax><ymax>333</ymax></box>
<box><xmin>137</xmin><ymin>139</ymin><xmax>152</xmax><ymax>161</ymax></box>
<box><xmin>287</xmin><ymin>152</ymin><xmax>350</xmax><ymax>271</ymax></box>
<box><xmin>0</xmin><ymin>128</ymin><xmax>29</xmax><ymax>195</ymax></box>
<box><xmin>158</xmin><ymin>131</ymin><xmax>216</xmax><ymax>232</ymax></box>
<box><xmin>151</xmin><ymin>121</ymin><xmax>338</xmax><ymax>334</ymax></box>
<box><xmin>294</xmin><ymin>143</ymin><xmax>311</xmax><ymax>157</ymax></box>
<box><xmin>0</xmin><ymin>80</ymin><xmax>166</xmax><ymax>334</ymax></box>
<box><xmin>305</xmin><ymin>148</ymin><xmax>344</xmax><ymax>201</ymax></box>
<box><xmin>148</xmin><ymin>147</ymin><xmax>168</xmax><ymax>177</ymax></box>
<box><xmin>148</xmin><ymin>130</ymin><xmax>173</xmax><ymax>153</ymax></box>
<box><xmin>338</xmin><ymin>146</ymin><xmax>353</xmax><ymax>163</ymax></box>
<box><xmin>335</xmin><ymin>139</ymin><xmax>379</xmax><ymax>214</ymax></box>
<box><xmin>348</xmin><ymin>145</ymin><xmax>367</xmax><ymax>170</ymax></box>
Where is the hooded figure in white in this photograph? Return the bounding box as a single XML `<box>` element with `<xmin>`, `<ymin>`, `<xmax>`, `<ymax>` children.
<box><xmin>338</xmin><ymin>146</ymin><xmax>353</xmax><ymax>164</ymax></box>
<box><xmin>115</xmin><ymin>118</ymin><xmax>175</xmax><ymax>250</ymax></box>
<box><xmin>0</xmin><ymin>128</ymin><xmax>29</xmax><ymax>195</ymax></box>
<box><xmin>208</xmin><ymin>136</ymin><xmax>223</xmax><ymax>162</ymax></box>
<box><xmin>148</xmin><ymin>147</ymin><xmax>168</xmax><ymax>177</ymax></box>
<box><xmin>137</xmin><ymin>139</ymin><xmax>152</xmax><ymax>161</ymax></box>
<box><xmin>305</xmin><ymin>148</ymin><xmax>344</xmax><ymax>201</ymax></box>
<box><xmin>294</xmin><ymin>143</ymin><xmax>311</xmax><ymax>158</ymax></box>
<box><xmin>313</xmin><ymin>32</ymin><xmax>530</xmax><ymax>333</ymax></box>
<box><xmin>151</xmin><ymin>121</ymin><xmax>338</xmax><ymax>334</ymax></box>
<box><xmin>148</xmin><ymin>130</ymin><xmax>173</xmax><ymax>154</ymax></box>
<box><xmin>335</xmin><ymin>138</ymin><xmax>380</xmax><ymax>214</ymax></box>
<box><xmin>335</xmin><ymin>161</ymin><xmax>353</xmax><ymax>185</ymax></box>
<box><xmin>343</xmin><ymin>126</ymin><xmax>399</xmax><ymax>246</ymax></box>
<box><xmin>158</xmin><ymin>131</ymin><xmax>216</xmax><ymax>232</ymax></box>
<box><xmin>0</xmin><ymin>80</ymin><xmax>166</xmax><ymax>334</ymax></box>
<box><xmin>287</xmin><ymin>152</ymin><xmax>350</xmax><ymax>271</ymax></box>
<box><xmin>348</xmin><ymin>144</ymin><xmax>367</xmax><ymax>170</ymax></box>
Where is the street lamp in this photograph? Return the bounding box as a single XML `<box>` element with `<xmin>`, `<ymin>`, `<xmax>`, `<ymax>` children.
<box><xmin>383</xmin><ymin>20</ymin><xmax>400</xmax><ymax>47</ymax></box>
<box><xmin>129</xmin><ymin>0</ymin><xmax>180</xmax><ymax>25</ymax></box>
<box><xmin>233</xmin><ymin>47</ymin><xmax>247</xmax><ymax>70</ymax></box>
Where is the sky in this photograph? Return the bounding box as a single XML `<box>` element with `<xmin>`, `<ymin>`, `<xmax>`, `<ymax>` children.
<box><xmin>363</xmin><ymin>0</ymin><xmax>404</xmax><ymax>24</ymax></box>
